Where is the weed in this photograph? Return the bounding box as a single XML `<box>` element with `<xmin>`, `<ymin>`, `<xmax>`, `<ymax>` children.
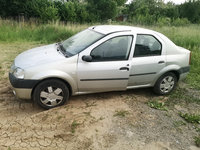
<box><xmin>71</xmin><ymin>120</ymin><xmax>80</xmax><ymax>133</ymax></box>
<box><xmin>196</xmin><ymin>128</ymin><xmax>200</xmax><ymax>133</ymax></box>
<box><xmin>147</xmin><ymin>100</ymin><xmax>168</xmax><ymax>111</ymax></box>
<box><xmin>173</xmin><ymin>120</ymin><xmax>186</xmax><ymax>127</ymax></box>
<box><xmin>114</xmin><ymin>110</ymin><xmax>129</xmax><ymax>117</ymax></box>
<box><xmin>194</xmin><ymin>136</ymin><xmax>200</xmax><ymax>147</ymax></box>
<box><xmin>179</xmin><ymin>113</ymin><xmax>200</xmax><ymax>124</ymax></box>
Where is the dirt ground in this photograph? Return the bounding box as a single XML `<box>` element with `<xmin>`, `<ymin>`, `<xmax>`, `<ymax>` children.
<box><xmin>0</xmin><ymin>80</ymin><xmax>199</xmax><ymax>150</ymax></box>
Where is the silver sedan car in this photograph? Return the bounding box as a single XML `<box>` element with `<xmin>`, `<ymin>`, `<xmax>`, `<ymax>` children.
<box><xmin>9</xmin><ymin>25</ymin><xmax>191</xmax><ymax>109</ymax></box>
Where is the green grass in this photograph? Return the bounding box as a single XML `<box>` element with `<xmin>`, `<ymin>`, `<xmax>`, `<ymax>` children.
<box><xmin>0</xmin><ymin>19</ymin><xmax>87</xmax><ymax>43</ymax></box>
<box><xmin>179</xmin><ymin>113</ymin><xmax>200</xmax><ymax>124</ymax></box>
<box><xmin>194</xmin><ymin>136</ymin><xmax>200</xmax><ymax>147</ymax></box>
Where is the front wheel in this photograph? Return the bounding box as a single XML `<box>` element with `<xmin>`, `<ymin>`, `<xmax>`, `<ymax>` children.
<box><xmin>153</xmin><ymin>72</ymin><xmax>177</xmax><ymax>95</ymax></box>
<box><xmin>33</xmin><ymin>79</ymin><xmax>69</xmax><ymax>109</ymax></box>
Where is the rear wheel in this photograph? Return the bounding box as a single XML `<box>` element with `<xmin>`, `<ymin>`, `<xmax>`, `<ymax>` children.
<box><xmin>33</xmin><ymin>79</ymin><xmax>69</xmax><ymax>109</ymax></box>
<box><xmin>153</xmin><ymin>72</ymin><xmax>177</xmax><ymax>95</ymax></box>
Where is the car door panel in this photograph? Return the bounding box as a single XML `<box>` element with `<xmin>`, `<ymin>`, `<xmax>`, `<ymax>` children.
<box><xmin>78</xmin><ymin>61</ymin><xmax>131</xmax><ymax>92</ymax></box>
<box><xmin>128</xmin><ymin>34</ymin><xmax>166</xmax><ymax>86</ymax></box>
<box><xmin>77</xmin><ymin>33</ymin><xmax>134</xmax><ymax>92</ymax></box>
<box><xmin>128</xmin><ymin>56</ymin><xmax>166</xmax><ymax>86</ymax></box>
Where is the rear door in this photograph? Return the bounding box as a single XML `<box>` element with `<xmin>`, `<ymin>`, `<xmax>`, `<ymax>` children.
<box><xmin>77</xmin><ymin>33</ymin><xmax>134</xmax><ymax>93</ymax></box>
<box><xmin>128</xmin><ymin>34</ymin><xmax>166</xmax><ymax>86</ymax></box>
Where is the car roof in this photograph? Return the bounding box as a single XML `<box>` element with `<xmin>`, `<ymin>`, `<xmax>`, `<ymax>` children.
<box><xmin>89</xmin><ymin>25</ymin><xmax>179</xmax><ymax>54</ymax></box>
<box><xmin>89</xmin><ymin>25</ymin><xmax>155</xmax><ymax>35</ymax></box>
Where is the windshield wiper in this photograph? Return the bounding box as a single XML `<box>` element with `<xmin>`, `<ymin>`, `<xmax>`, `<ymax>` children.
<box><xmin>57</xmin><ymin>42</ymin><xmax>68</xmax><ymax>57</ymax></box>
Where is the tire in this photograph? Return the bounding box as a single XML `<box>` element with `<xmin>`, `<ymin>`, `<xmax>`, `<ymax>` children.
<box><xmin>153</xmin><ymin>72</ymin><xmax>177</xmax><ymax>95</ymax></box>
<box><xmin>33</xmin><ymin>79</ymin><xmax>69</xmax><ymax>109</ymax></box>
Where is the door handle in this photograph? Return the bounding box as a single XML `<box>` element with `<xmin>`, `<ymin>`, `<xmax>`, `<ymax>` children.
<box><xmin>119</xmin><ymin>67</ymin><xmax>129</xmax><ymax>71</ymax></box>
<box><xmin>158</xmin><ymin>61</ymin><xmax>165</xmax><ymax>64</ymax></box>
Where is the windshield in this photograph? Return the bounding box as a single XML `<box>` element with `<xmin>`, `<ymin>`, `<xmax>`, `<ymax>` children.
<box><xmin>62</xmin><ymin>29</ymin><xmax>104</xmax><ymax>56</ymax></box>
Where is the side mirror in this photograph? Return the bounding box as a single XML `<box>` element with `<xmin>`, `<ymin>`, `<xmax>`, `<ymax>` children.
<box><xmin>82</xmin><ymin>55</ymin><xmax>92</xmax><ymax>62</ymax></box>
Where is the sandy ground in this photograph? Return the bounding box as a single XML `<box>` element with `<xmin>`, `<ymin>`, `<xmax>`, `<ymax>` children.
<box><xmin>0</xmin><ymin>81</ymin><xmax>199</xmax><ymax>150</ymax></box>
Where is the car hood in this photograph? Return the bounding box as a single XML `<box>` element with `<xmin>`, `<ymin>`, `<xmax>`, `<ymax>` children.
<box><xmin>15</xmin><ymin>44</ymin><xmax>65</xmax><ymax>69</ymax></box>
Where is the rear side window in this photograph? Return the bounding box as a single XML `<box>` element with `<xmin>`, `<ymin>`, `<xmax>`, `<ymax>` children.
<box><xmin>134</xmin><ymin>34</ymin><xmax>162</xmax><ymax>57</ymax></box>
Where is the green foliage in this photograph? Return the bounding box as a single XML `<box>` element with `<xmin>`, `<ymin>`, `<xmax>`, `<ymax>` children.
<box><xmin>148</xmin><ymin>100</ymin><xmax>168</xmax><ymax>111</ymax></box>
<box><xmin>179</xmin><ymin>0</ymin><xmax>200</xmax><ymax>23</ymax></box>
<box><xmin>179</xmin><ymin>113</ymin><xmax>200</xmax><ymax>124</ymax></box>
<box><xmin>86</xmin><ymin>0</ymin><xmax>118</xmax><ymax>21</ymax></box>
<box><xmin>194</xmin><ymin>136</ymin><xmax>200</xmax><ymax>147</ymax></box>
<box><xmin>171</xmin><ymin>18</ymin><xmax>190</xmax><ymax>26</ymax></box>
<box><xmin>0</xmin><ymin>0</ymin><xmax>200</xmax><ymax>24</ymax></box>
<box><xmin>0</xmin><ymin>0</ymin><xmax>26</xmax><ymax>17</ymax></box>
<box><xmin>29</xmin><ymin>0</ymin><xmax>59</xmax><ymax>22</ymax></box>
<box><xmin>71</xmin><ymin>120</ymin><xmax>80</xmax><ymax>133</ymax></box>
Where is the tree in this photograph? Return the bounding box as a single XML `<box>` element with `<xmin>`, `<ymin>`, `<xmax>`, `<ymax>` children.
<box><xmin>87</xmin><ymin>0</ymin><xmax>124</xmax><ymax>21</ymax></box>
<box><xmin>179</xmin><ymin>0</ymin><xmax>200</xmax><ymax>23</ymax></box>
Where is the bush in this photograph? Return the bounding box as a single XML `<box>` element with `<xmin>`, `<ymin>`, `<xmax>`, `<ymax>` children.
<box><xmin>171</xmin><ymin>18</ymin><xmax>190</xmax><ymax>26</ymax></box>
<box><xmin>129</xmin><ymin>14</ymin><xmax>156</xmax><ymax>25</ymax></box>
<box><xmin>30</xmin><ymin>0</ymin><xmax>59</xmax><ymax>22</ymax></box>
<box><xmin>156</xmin><ymin>17</ymin><xmax>171</xmax><ymax>26</ymax></box>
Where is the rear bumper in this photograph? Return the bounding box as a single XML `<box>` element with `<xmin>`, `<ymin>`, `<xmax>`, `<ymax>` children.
<box><xmin>179</xmin><ymin>72</ymin><xmax>189</xmax><ymax>81</ymax></box>
<box><xmin>178</xmin><ymin>66</ymin><xmax>190</xmax><ymax>81</ymax></box>
<box><xmin>178</xmin><ymin>66</ymin><xmax>190</xmax><ymax>75</ymax></box>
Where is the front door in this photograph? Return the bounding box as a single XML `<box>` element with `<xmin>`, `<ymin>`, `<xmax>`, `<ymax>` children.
<box><xmin>77</xmin><ymin>35</ymin><xmax>133</xmax><ymax>93</ymax></box>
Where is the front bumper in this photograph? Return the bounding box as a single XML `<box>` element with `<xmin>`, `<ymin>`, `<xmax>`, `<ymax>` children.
<box><xmin>12</xmin><ymin>87</ymin><xmax>32</xmax><ymax>99</ymax></box>
<box><xmin>9</xmin><ymin>73</ymin><xmax>39</xmax><ymax>99</ymax></box>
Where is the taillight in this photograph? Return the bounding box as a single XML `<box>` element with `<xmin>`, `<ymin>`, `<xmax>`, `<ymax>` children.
<box><xmin>189</xmin><ymin>52</ymin><xmax>192</xmax><ymax>65</ymax></box>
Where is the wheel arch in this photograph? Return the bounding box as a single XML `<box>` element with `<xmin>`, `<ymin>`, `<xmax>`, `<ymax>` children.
<box><xmin>168</xmin><ymin>70</ymin><xmax>180</xmax><ymax>81</ymax></box>
<box><xmin>31</xmin><ymin>77</ymin><xmax>73</xmax><ymax>100</ymax></box>
<box><xmin>154</xmin><ymin>70</ymin><xmax>180</xmax><ymax>86</ymax></box>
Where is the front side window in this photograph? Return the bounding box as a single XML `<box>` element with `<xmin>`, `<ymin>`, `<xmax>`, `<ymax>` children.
<box><xmin>134</xmin><ymin>34</ymin><xmax>162</xmax><ymax>57</ymax></box>
<box><xmin>91</xmin><ymin>36</ymin><xmax>133</xmax><ymax>61</ymax></box>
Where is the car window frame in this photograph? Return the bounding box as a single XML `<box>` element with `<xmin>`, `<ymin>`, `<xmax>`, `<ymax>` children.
<box><xmin>90</xmin><ymin>35</ymin><xmax>134</xmax><ymax>62</ymax></box>
<box><xmin>133</xmin><ymin>34</ymin><xmax>162</xmax><ymax>58</ymax></box>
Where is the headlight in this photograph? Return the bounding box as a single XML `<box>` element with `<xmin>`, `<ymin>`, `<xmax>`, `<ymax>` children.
<box><xmin>10</xmin><ymin>63</ymin><xmax>16</xmax><ymax>74</ymax></box>
<box><xmin>13</xmin><ymin>67</ymin><xmax>25</xmax><ymax>79</ymax></box>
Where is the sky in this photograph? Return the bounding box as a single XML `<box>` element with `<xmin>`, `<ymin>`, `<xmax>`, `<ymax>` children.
<box><xmin>164</xmin><ymin>0</ymin><xmax>186</xmax><ymax>4</ymax></box>
<box><xmin>126</xmin><ymin>0</ymin><xmax>186</xmax><ymax>5</ymax></box>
